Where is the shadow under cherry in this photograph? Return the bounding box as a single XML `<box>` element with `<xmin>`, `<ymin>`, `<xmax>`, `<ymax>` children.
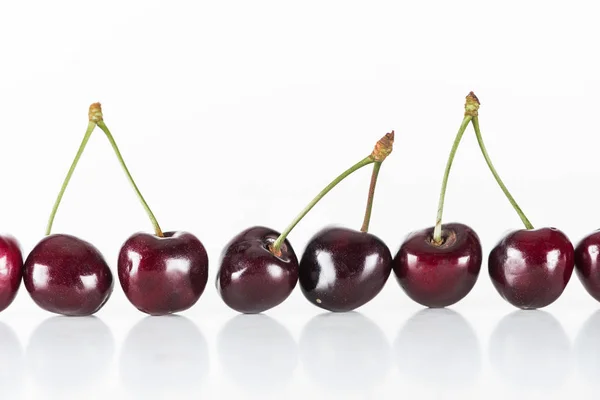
<box><xmin>394</xmin><ymin>308</ymin><xmax>481</xmax><ymax>387</ymax></box>
<box><xmin>299</xmin><ymin>312</ymin><xmax>391</xmax><ymax>394</ymax></box>
<box><xmin>0</xmin><ymin>321</ymin><xmax>24</xmax><ymax>398</ymax></box>
<box><xmin>26</xmin><ymin>316</ymin><xmax>115</xmax><ymax>398</ymax></box>
<box><xmin>217</xmin><ymin>314</ymin><xmax>298</xmax><ymax>396</ymax></box>
<box><xmin>119</xmin><ymin>315</ymin><xmax>209</xmax><ymax>399</ymax></box>
<box><xmin>489</xmin><ymin>310</ymin><xmax>571</xmax><ymax>389</ymax></box>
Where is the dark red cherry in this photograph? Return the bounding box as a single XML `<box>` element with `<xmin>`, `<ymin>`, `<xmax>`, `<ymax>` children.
<box><xmin>23</xmin><ymin>234</ymin><xmax>114</xmax><ymax>316</ymax></box>
<box><xmin>217</xmin><ymin>226</ymin><xmax>298</xmax><ymax>314</ymax></box>
<box><xmin>489</xmin><ymin>228</ymin><xmax>574</xmax><ymax>309</ymax></box>
<box><xmin>392</xmin><ymin>223</ymin><xmax>482</xmax><ymax>308</ymax></box>
<box><xmin>574</xmin><ymin>230</ymin><xmax>600</xmax><ymax>302</ymax></box>
<box><xmin>299</xmin><ymin>227</ymin><xmax>392</xmax><ymax>312</ymax></box>
<box><xmin>118</xmin><ymin>231</ymin><xmax>208</xmax><ymax>315</ymax></box>
<box><xmin>0</xmin><ymin>235</ymin><xmax>23</xmax><ymax>312</ymax></box>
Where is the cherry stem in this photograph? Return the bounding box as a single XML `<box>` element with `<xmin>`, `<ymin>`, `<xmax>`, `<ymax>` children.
<box><xmin>432</xmin><ymin>115</ymin><xmax>472</xmax><ymax>244</ymax></box>
<box><xmin>45</xmin><ymin>121</ymin><xmax>96</xmax><ymax>235</ymax></box>
<box><xmin>96</xmin><ymin>120</ymin><xmax>164</xmax><ymax>237</ymax></box>
<box><xmin>471</xmin><ymin>116</ymin><xmax>533</xmax><ymax>230</ymax></box>
<box><xmin>360</xmin><ymin>161</ymin><xmax>382</xmax><ymax>233</ymax></box>
<box><xmin>270</xmin><ymin>156</ymin><xmax>374</xmax><ymax>255</ymax></box>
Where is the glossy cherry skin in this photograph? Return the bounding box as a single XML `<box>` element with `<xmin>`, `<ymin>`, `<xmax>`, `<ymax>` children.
<box><xmin>217</xmin><ymin>226</ymin><xmax>298</xmax><ymax>314</ymax></box>
<box><xmin>574</xmin><ymin>230</ymin><xmax>600</xmax><ymax>302</ymax></box>
<box><xmin>393</xmin><ymin>223</ymin><xmax>482</xmax><ymax>308</ymax></box>
<box><xmin>118</xmin><ymin>231</ymin><xmax>209</xmax><ymax>315</ymax></box>
<box><xmin>489</xmin><ymin>228</ymin><xmax>574</xmax><ymax>309</ymax></box>
<box><xmin>299</xmin><ymin>227</ymin><xmax>392</xmax><ymax>312</ymax></box>
<box><xmin>0</xmin><ymin>235</ymin><xmax>24</xmax><ymax>312</ymax></box>
<box><xmin>23</xmin><ymin>234</ymin><xmax>114</xmax><ymax>316</ymax></box>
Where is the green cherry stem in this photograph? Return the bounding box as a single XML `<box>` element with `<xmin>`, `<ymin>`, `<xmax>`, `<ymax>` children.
<box><xmin>95</xmin><ymin>119</ymin><xmax>164</xmax><ymax>237</ymax></box>
<box><xmin>270</xmin><ymin>131</ymin><xmax>395</xmax><ymax>255</ymax></box>
<box><xmin>360</xmin><ymin>161</ymin><xmax>382</xmax><ymax>233</ymax></box>
<box><xmin>270</xmin><ymin>156</ymin><xmax>373</xmax><ymax>254</ymax></box>
<box><xmin>432</xmin><ymin>92</ymin><xmax>480</xmax><ymax>245</ymax></box>
<box><xmin>45</xmin><ymin>121</ymin><xmax>96</xmax><ymax>235</ymax></box>
<box><xmin>432</xmin><ymin>116</ymin><xmax>471</xmax><ymax>244</ymax></box>
<box><xmin>45</xmin><ymin>103</ymin><xmax>164</xmax><ymax>237</ymax></box>
<box><xmin>471</xmin><ymin>115</ymin><xmax>533</xmax><ymax>230</ymax></box>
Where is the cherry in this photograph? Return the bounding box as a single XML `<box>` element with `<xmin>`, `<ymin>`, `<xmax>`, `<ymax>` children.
<box><xmin>297</xmin><ymin>132</ymin><xmax>394</xmax><ymax>312</ymax></box>
<box><xmin>89</xmin><ymin>107</ymin><xmax>210</xmax><ymax>315</ymax></box>
<box><xmin>0</xmin><ymin>235</ymin><xmax>23</xmax><ymax>312</ymax></box>
<box><xmin>23</xmin><ymin>234</ymin><xmax>113</xmax><ymax>316</ymax></box>
<box><xmin>119</xmin><ymin>231</ymin><xmax>209</xmax><ymax>315</ymax></box>
<box><xmin>217</xmin><ymin>226</ymin><xmax>298</xmax><ymax>314</ymax></box>
<box><xmin>217</xmin><ymin>132</ymin><xmax>394</xmax><ymax>313</ymax></box>
<box><xmin>23</xmin><ymin>103</ymin><xmax>117</xmax><ymax>315</ymax></box>
<box><xmin>574</xmin><ymin>230</ymin><xmax>600</xmax><ymax>302</ymax></box>
<box><xmin>465</xmin><ymin>96</ymin><xmax>573</xmax><ymax>309</ymax></box>
<box><xmin>299</xmin><ymin>227</ymin><xmax>392</xmax><ymax>312</ymax></box>
<box><xmin>489</xmin><ymin>228</ymin><xmax>574</xmax><ymax>309</ymax></box>
<box><xmin>393</xmin><ymin>223</ymin><xmax>481</xmax><ymax>308</ymax></box>
<box><xmin>397</xmin><ymin>92</ymin><xmax>571</xmax><ymax>309</ymax></box>
<box><xmin>459</xmin><ymin>95</ymin><xmax>574</xmax><ymax>309</ymax></box>
<box><xmin>394</xmin><ymin>93</ymin><xmax>482</xmax><ymax>307</ymax></box>
<box><xmin>92</xmin><ymin>102</ymin><xmax>212</xmax><ymax>315</ymax></box>
<box><xmin>33</xmin><ymin>103</ymin><xmax>205</xmax><ymax>315</ymax></box>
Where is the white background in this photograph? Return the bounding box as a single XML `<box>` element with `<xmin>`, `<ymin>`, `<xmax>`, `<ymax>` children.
<box><xmin>1</xmin><ymin>0</ymin><xmax>600</xmax><ymax>399</ymax></box>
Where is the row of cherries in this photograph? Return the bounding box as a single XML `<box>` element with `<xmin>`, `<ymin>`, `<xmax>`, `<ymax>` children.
<box><xmin>1</xmin><ymin>94</ymin><xmax>599</xmax><ymax>317</ymax></box>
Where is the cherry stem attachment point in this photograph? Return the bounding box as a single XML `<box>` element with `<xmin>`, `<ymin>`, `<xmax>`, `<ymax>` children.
<box><xmin>471</xmin><ymin>116</ymin><xmax>533</xmax><ymax>230</ymax></box>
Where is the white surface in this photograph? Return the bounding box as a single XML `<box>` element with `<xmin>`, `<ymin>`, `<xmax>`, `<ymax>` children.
<box><xmin>1</xmin><ymin>1</ymin><xmax>600</xmax><ymax>398</ymax></box>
